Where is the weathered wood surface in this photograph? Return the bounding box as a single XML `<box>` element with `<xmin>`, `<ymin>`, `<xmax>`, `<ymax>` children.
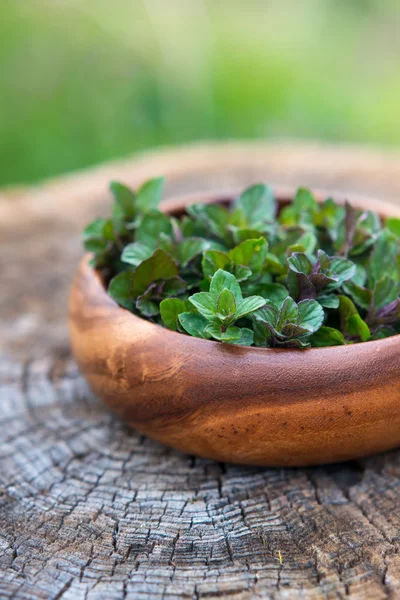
<box><xmin>2</xmin><ymin>142</ymin><xmax>400</xmax><ymax>599</ymax></box>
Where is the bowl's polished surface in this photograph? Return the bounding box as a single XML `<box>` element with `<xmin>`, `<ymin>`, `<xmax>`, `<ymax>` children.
<box><xmin>69</xmin><ymin>188</ymin><xmax>400</xmax><ymax>466</ymax></box>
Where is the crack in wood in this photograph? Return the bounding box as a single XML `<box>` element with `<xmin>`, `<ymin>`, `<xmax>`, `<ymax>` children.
<box><xmin>1</xmin><ymin>355</ymin><xmax>400</xmax><ymax>597</ymax></box>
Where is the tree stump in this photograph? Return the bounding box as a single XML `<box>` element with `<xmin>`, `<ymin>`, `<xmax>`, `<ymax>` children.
<box><xmin>1</xmin><ymin>142</ymin><xmax>400</xmax><ymax>599</ymax></box>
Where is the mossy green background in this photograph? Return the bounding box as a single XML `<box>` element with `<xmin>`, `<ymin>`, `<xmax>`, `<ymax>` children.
<box><xmin>1</xmin><ymin>0</ymin><xmax>399</xmax><ymax>186</ymax></box>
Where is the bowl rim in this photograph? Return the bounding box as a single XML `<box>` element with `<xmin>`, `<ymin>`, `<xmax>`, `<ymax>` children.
<box><xmin>83</xmin><ymin>184</ymin><xmax>400</xmax><ymax>354</ymax></box>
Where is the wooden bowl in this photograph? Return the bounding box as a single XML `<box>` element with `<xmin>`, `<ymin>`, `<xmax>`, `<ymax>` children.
<box><xmin>69</xmin><ymin>188</ymin><xmax>400</xmax><ymax>466</ymax></box>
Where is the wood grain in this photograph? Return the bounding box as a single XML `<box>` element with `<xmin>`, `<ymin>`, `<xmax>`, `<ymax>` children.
<box><xmin>3</xmin><ymin>353</ymin><xmax>400</xmax><ymax>600</ymax></box>
<box><xmin>69</xmin><ymin>189</ymin><xmax>400</xmax><ymax>467</ymax></box>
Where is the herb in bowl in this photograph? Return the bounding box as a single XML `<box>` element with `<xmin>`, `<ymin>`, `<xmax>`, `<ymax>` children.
<box><xmin>83</xmin><ymin>178</ymin><xmax>400</xmax><ymax>347</ymax></box>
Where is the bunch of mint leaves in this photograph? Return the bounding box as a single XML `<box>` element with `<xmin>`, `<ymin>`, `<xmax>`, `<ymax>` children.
<box><xmin>83</xmin><ymin>178</ymin><xmax>400</xmax><ymax>347</ymax></box>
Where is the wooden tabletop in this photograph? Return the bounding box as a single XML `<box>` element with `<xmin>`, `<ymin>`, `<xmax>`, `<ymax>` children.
<box><xmin>1</xmin><ymin>141</ymin><xmax>400</xmax><ymax>599</ymax></box>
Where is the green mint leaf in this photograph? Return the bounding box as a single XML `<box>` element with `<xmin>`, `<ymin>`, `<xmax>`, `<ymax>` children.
<box><xmin>279</xmin><ymin>188</ymin><xmax>317</xmax><ymax>226</ymax></box>
<box><xmin>339</xmin><ymin>295</ymin><xmax>371</xmax><ymax>342</ymax></box>
<box><xmin>158</xmin><ymin>232</ymin><xmax>175</xmax><ymax>256</ymax></box>
<box><xmin>317</xmin><ymin>294</ymin><xmax>340</xmax><ymax>309</ymax></box>
<box><xmin>201</xmin><ymin>250</ymin><xmax>253</xmax><ymax>282</ymax></box>
<box><xmin>235</xmin><ymin>296</ymin><xmax>266</xmax><ymax>320</ymax></box>
<box><xmin>328</xmin><ymin>257</ymin><xmax>356</xmax><ymax>286</ymax></box>
<box><xmin>342</xmin><ymin>281</ymin><xmax>372</xmax><ymax>311</ymax></box>
<box><xmin>110</xmin><ymin>181</ymin><xmax>136</xmax><ymax>217</ymax></box>
<box><xmin>216</xmin><ymin>288</ymin><xmax>237</xmax><ymax>321</ymax></box>
<box><xmin>179</xmin><ymin>238</ymin><xmax>212</xmax><ymax>266</ymax></box>
<box><xmin>160</xmin><ymin>298</ymin><xmax>189</xmax><ymax>331</ymax></box>
<box><xmin>135</xmin><ymin>176</ymin><xmax>164</xmax><ymax>213</ymax></box>
<box><xmin>371</xmin><ymin>326</ymin><xmax>398</xmax><ymax>340</ymax></box>
<box><xmin>338</xmin><ymin>201</ymin><xmax>356</xmax><ymax>255</ymax></box>
<box><xmin>339</xmin><ymin>208</ymin><xmax>380</xmax><ymax>257</ymax></box>
<box><xmin>374</xmin><ymin>298</ymin><xmax>400</xmax><ymax>326</ymax></box>
<box><xmin>178</xmin><ymin>312</ymin><xmax>212</xmax><ymax>339</ymax></box>
<box><xmin>352</xmin><ymin>264</ymin><xmax>367</xmax><ymax>286</ymax></box>
<box><xmin>264</xmin><ymin>252</ymin><xmax>286</xmax><ymax>276</ymax></box>
<box><xmin>110</xmin><ymin>181</ymin><xmax>136</xmax><ymax>233</ymax></box>
<box><xmin>135</xmin><ymin>211</ymin><xmax>173</xmax><ymax>248</ymax></box>
<box><xmin>297</xmin><ymin>300</ymin><xmax>324</xmax><ymax>333</ymax></box>
<box><xmin>253</xmin><ymin>304</ymin><xmax>279</xmax><ymax>327</ymax></box>
<box><xmin>300</xmin><ymin>231</ymin><xmax>318</xmax><ymax>254</ymax></box>
<box><xmin>82</xmin><ymin>217</ymin><xmax>115</xmax><ymax>259</ymax></box>
<box><xmin>209</xmin><ymin>269</ymin><xmax>243</xmax><ymax>301</ymax></box>
<box><xmin>102</xmin><ymin>219</ymin><xmax>116</xmax><ymax>242</ymax></box>
<box><xmin>262</xmin><ymin>283</ymin><xmax>289</xmax><ymax>308</ymax></box>
<box><xmin>84</xmin><ymin>238</ymin><xmax>109</xmax><ymax>254</ymax></box>
<box><xmin>121</xmin><ymin>242</ymin><xmax>154</xmax><ymax>266</ymax></box>
<box><xmin>228</xmin><ymin>237</ymin><xmax>268</xmax><ymax>274</ymax></box>
<box><xmin>280</xmin><ymin>322</ymin><xmax>311</xmax><ymax>338</ymax></box>
<box><xmin>232</xmin><ymin>328</ymin><xmax>254</xmax><ymax>346</ymax></box>
<box><xmin>368</xmin><ymin>229</ymin><xmax>399</xmax><ymax>288</ymax></box>
<box><xmin>235</xmin><ymin>184</ymin><xmax>276</xmax><ymax>225</ymax></box>
<box><xmin>205</xmin><ymin>324</ymin><xmax>242</xmax><ymax>342</ymax></box>
<box><xmin>277</xmin><ymin>297</ymin><xmax>298</xmax><ymax>330</ymax></box>
<box><xmin>135</xmin><ymin>276</ymin><xmax>187</xmax><ymax>319</ymax></box>
<box><xmin>287</xmin><ymin>252</ymin><xmax>313</xmax><ymax>275</ymax></box>
<box><xmin>233</xmin><ymin>265</ymin><xmax>253</xmax><ymax>282</ymax></box>
<box><xmin>373</xmin><ymin>275</ymin><xmax>398</xmax><ymax>311</ymax></box>
<box><xmin>162</xmin><ymin>276</ymin><xmax>187</xmax><ymax>297</ymax></box>
<box><xmin>287</xmin><ymin>231</ymin><xmax>317</xmax><ymax>257</ymax></box>
<box><xmin>386</xmin><ymin>217</ymin><xmax>400</xmax><ymax>238</ymax></box>
<box><xmin>293</xmin><ymin>188</ymin><xmax>318</xmax><ymax>212</ymax></box>
<box><xmin>316</xmin><ymin>249</ymin><xmax>331</xmax><ymax>271</ymax></box>
<box><xmin>347</xmin><ymin>314</ymin><xmax>371</xmax><ymax>342</ymax></box>
<box><xmin>202</xmin><ymin>250</ymin><xmax>230</xmax><ymax>280</ymax></box>
<box><xmin>188</xmin><ymin>292</ymin><xmax>217</xmax><ymax>322</ymax></box>
<box><xmin>287</xmin><ymin>251</ymin><xmax>347</xmax><ymax>300</ymax></box>
<box><xmin>132</xmin><ymin>249</ymin><xmax>178</xmax><ymax>297</ymax></box>
<box><xmin>108</xmin><ymin>271</ymin><xmax>134</xmax><ymax>311</ymax></box>
<box><xmin>315</xmin><ymin>198</ymin><xmax>345</xmax><ymax>242</ymax></box>
<box><xmin>136</xmin><ymin>290</ymin><xmax>160</xmax><ymax>317</ymax></box>
<box><xmin>83</xmin><ymin>218</ymin><xmax>109</xmax><ymax>242</ymax></box>
<box><xmin>338</xmin><ymin>294</ymin><xmax>357</xmax><ymax>320</ymax></box>
<box><xmin>253</xmin><ymin>320</ymin><xmax>273</xmax><ymax>347</ymax></box>
<box><xmin>311</xmin><ymin>326</ymin><xmax>345</xmax><ymax>347</ymax></box>
<box><xmin>187</xmin><ymin>203</ymin><xmax>229</xmax><ymax>242</ymax></box>
<box><xmin>230</xmin><ymin>227</ymin><xmax>265</xmax><ymax>245</ymax></box>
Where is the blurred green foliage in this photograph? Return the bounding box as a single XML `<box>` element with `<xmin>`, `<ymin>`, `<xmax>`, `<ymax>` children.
<box><xmin>1</xmin><ymin>0</ymin><xmax>400</xmax><ymax>186</ymax></box>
